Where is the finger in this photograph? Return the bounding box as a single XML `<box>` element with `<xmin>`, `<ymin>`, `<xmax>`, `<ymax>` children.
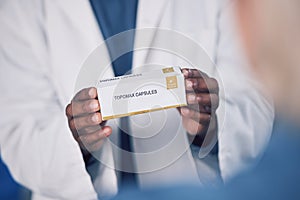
<box><xmin>186</xmin><ymin>93</ymin><xmax>219</xmax><ymax>109</ymax></box>
<box><xmin>180</xmin><ymin>107</ymin><xmax>211</xmax><ymax>125</ymax></box>
<box><xmin>186</xmin><ymin>93</ymin><xmax>199</xmax><ymax>104</ymax></box>
<box><xmin>79</xmin><ymin>126</ymin><xmax>112</xmax><ymax>145</ymax></box>
<box><xmin>69</xmin><ymin>99</ymin><xmax>100</xmax><ymax>117</ymax></box>
<box><xmin>79</xmin><ymin>126</ymin><xmax>112</xmax><ymax>152</ymax></box>
<box><xmin>198</xmin><ymin>94</ymin><xmax>219</xmax><ymax>109</ymax></box>
<box><xmin>88</xmin><ymin>140</ymin><xmax>105</xmax><ymax>152</ymax></box>
<box><xmin>78</xmin><ymin>136</ymin><xmax>105</xmax><ymax>153</ymax></box>
<box><xmin>182</xmin><ymin>117</ymin><xmax>207</xmax><ymax>135</ymax></box>
<box><xmin>79</xmin><ymin>120</ymin><xmax>108</xmax><ymax>135</ymax></box>
<box><xmin>73</xmin><ymin>87</ymin><xmax>97</xmax><ymax>101</ymax></box>
<box><xmin>182</xmin><ymin>104</ymin><xmax>211</xmax><ymax>113</ymax></box>
<box><xmin>188</xmin><ymin>93</ymin><xmax>220</xmax><ymax>110</ymax></box>
<box><xmin>185</xmin><ymin>78</ymin><xmax>219</xmax><ymax>93</ymax></box>
<box><xmin>69</xmin><ymin>112</ymin><xmax>102</xmax><ymax>132</ymax></box>
<box><xmin>182</xmin><ymin>68</ymin><xmax>208</xmax><ymax>79</ymax></box>
<box><xmin>78</xmin><ymin>125</ymin><xmax>102</xmax><ymax>135</ymax></box>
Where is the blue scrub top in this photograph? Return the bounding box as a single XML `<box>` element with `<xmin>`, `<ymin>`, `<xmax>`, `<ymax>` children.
<box><xmin>89</xmin><ymin>0</ymin><xmax>138</xmax><ymax>76</ymax></box>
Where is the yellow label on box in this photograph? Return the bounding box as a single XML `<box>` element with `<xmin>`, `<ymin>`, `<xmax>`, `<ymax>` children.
<box><xmin>162</xmin><ymin>67</ymin><xmax>175</xmax><ymax>73</ymax></box>
<box><xmin>166</xmin><ymin>76</ymin><xmax>178</xmax><ymax>89</ymax></box>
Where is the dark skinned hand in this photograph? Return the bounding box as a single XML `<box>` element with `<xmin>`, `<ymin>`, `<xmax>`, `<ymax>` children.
<box><xmin>65</xmin><ymin>87</ymin><xmax>112</xmax><ymax>162</ymax></box>
<box><xmin>179</xmin><ymin>68</ymin><xmax>219</xmax><ymax>146</ymax></box>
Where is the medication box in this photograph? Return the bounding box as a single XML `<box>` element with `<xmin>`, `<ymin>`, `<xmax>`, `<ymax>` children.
<box><xmin>96</xmin><ymin>67</ymin><xmax>187</xmax><ymax>120</ymax></box>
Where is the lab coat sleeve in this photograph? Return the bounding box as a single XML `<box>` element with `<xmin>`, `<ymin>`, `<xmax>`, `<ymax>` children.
<box><xmin>214</xmin><ymin>1</ymin><xmax>274</xmax><ymax>181</ymax></box>
<box><xmin>0</xmin><ymin>1</ymin><xmax>97</xmax><ymax>199</ymax></box>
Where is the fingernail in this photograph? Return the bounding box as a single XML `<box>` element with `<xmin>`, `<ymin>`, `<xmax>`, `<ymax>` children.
<box><xmin>186</xmin><ymin>80</ymin><xmax>193</xmax><ymax>89</ymax></box>
<box><xmin>91</xmin><ymin>114</ymin><xmax>99</xmax><ymax>122</ymax></box>
<box><xmin>188</xmin><ymin>94</ymin><xmax>196</xmax><ymax>102</ymax></box>
<box><xmin>89</xmin><ymin>88</ymin><xmax>96</xmax><ymax>97</ymax></box>
<box><xmin>90</xmin><ymin>102</ymin><xmax>98</xmax><ymax>110</ymax></box>
<box><xmin>182</xmin><ymin>69</ymin><xmax>189</xmax><ymax>77</ymax></box>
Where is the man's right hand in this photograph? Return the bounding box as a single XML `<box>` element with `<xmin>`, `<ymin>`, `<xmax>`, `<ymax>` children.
<box><xmin>65</xmin><ymin>87</ymin><xmax>112</xmax><ymax>159</ymax></box>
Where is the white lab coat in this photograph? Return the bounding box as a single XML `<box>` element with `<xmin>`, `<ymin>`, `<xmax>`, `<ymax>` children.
<box><xmin>0</xmin><ymin>0</ymin><xmax>274</xmax><ymax>199</ymax></box>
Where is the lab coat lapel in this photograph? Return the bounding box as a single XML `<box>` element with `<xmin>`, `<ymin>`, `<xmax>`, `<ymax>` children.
<box><xmin>132</xmin><ymin>0</ymin><xmax>171</xmax><ymax>71</ymax></box>
<box><xmin>46</xmin><ymin>0</ymin><xmax>114</xmax><ymax>104</ymax></box>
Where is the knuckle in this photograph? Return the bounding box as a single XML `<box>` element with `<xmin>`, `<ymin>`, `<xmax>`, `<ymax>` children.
<box><xmin>66</xmin><ymin>104</ymin><xmax>72</xmax><ymax>116</ymax></box>
<box><xmin>202</xmin><ymin>94</ymin><xmax>209</xmax><ymax>104</ymax></box>
<box><xmin>73</xmin><ymin>118</ymin><xmax>82</xmax><ymax>130</ymax></box>
<box><xmin>211</xmin><ymin>78</ymin><xmax>217</xmax><ymax>84</ymax></box>
<box><xmin>84</xmin><ymin>88</ymin><xmax>90</xmax><ymax>97</ymax></box>
<box><xmin>200</xmin><ymin>79</ymin><xmax>207</xmax><ymax>88</ymax></box>
<box><xmin>74</xmin><ymin>90</ymin><xmax>82</xmax><ymax>100</ymax></box>
<box><xmin>210</xmin><ymin>93</ymin><xmax>216</xmax><ymax>100</ymax></box>
<box><xmin>211</xmin><ymin>94</ymin><xmax>219</xmax><ymax>108</ymax></box>
<box><xmin>194</xmin><ymin>78</ymin><xmax>200</xmax><ymax>88</ymax></box>
<box><xmin>69</xmin><ymin>119</ymin><xmax>76</xmax><ymax>130</ymax></box>
<box><xmin>71</xmin><ymin>129</ymin><xmax>79</xmax><ymax>141</ymax></box>
<box><xmin>79</xmin><ymin>88</ymin><xmax>86</xmax><ymax>96</ymax></box>
<box><xmin>211</xmin><ymin>78</ymin><xmax>219</xmax><ymax>90</ymax></box>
